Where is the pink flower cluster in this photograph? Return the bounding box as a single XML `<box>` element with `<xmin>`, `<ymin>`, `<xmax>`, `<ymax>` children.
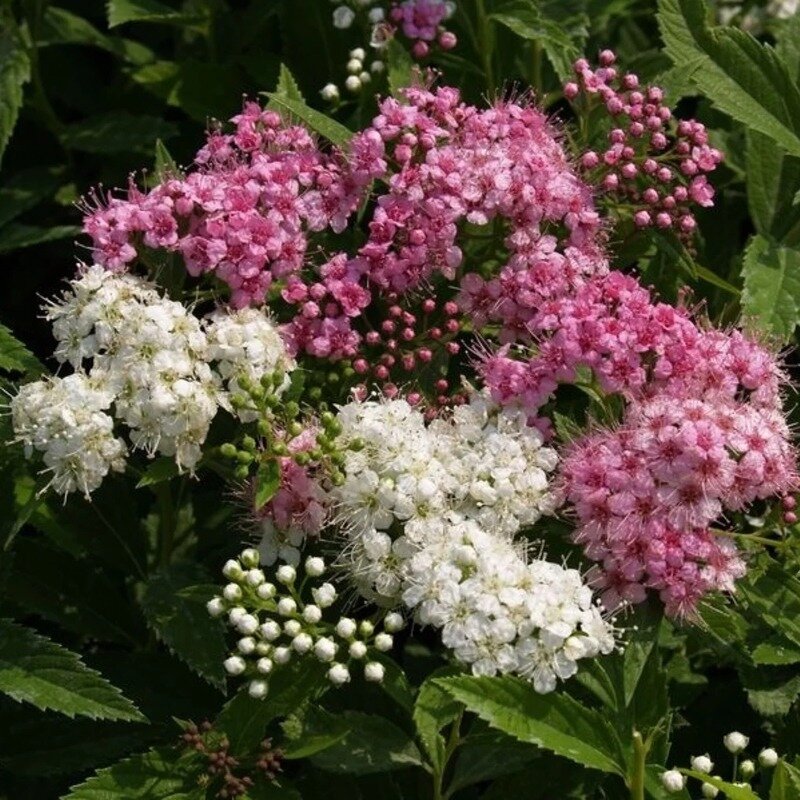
<box><xmin>83</xmin><ymin>103</ymin><xmax>381</xmax><ymax>307</ymax></box>
<box><xmin>565</xmin><ymin>51</ymin><xmax>723</xmax><ymax>237</ymax></box>
<box><xmin>390</xmin><ymin>0</ymin><xmax>457</xmax><ymax>57</ymax></box>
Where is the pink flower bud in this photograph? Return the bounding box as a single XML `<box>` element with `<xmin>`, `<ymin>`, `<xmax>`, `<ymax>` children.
<box><xmin>439</xmin><ymin>31</ymin><xmax>457</xmax><ymax>50</ymax></box>
<box><xmin>353</xmin><ymin>358</ymin><xmax>369</xmax><ymax>374</ymax></box>
<box><xmin>582</xmin><ymin>151</ymin><xmax>600</xmax><ymax>169</ymax></box>
<box><xmin>656</xmin><ymin>212</ymin><xmax>672</xmax><ymax>228</ymax></box>
<box><xmin>422</xmin><ymin>298</ymin><xmax>436</xmax><ymax>314</ymax></box>
<box><xmin>412</xmin><ymin>40</ymin><xmax>429</xmax><ymax>59</ymax></box>
<box><xmin>564</xmin><ymin>82</ymin><xmax>580</xmax><ymax>99</ymax></box>
<box><xmin>599</xmin><ymin>49</ymin><xmax>616</xmax><ymax>66</ymax></box>
<box><xmin>634</xmin><ymin>210</ymin><xmax>651</xmax><ymax>227</ymax></box>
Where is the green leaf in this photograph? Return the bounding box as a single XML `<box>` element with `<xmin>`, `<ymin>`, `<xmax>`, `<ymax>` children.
<box><xmin>140</xmin><ymin>563</ymin><xmax>227</xmax><ymax>690</ymax></box>
<box><xmin>62</xmin><ymin>746</ymin><xmax>202</xmax><ymax>799</ymax></box>
<box><xmin>741</xmin><ymin>666</ymin><xmax>800</xmax><ymax>717</ymax></box>
<box><xmin>0</xmin><ymin>619</ymin><xmax>145</xmax><ymax>721</ymax></box>
<box><xmin>777</xmin><ymin>12</ymin><xmax>800</xmax><ymax>83</ymax></box>
<box><xmin>680</xmin><ymin>769</ymin><xmax>760</xmax><ymax>800</ymax></box>
<box><xmin>386</xmin><ymin>39</ymin><xmax>414</xmax><ymax>96</ymax></box>
<box><xmin>448</xmin><ymin>731</ymin><xmax>539</xmax><ymax>794</ymax></box>
<box><xmin>0</xmin><ymin>223</ymin><xmax>80</xmax><ymax>254</ymax></box>
<box><xmin>436</xmin><ymin>676</ymin><xmax>624</xmax><ymax>775</ymax></box>
<box><xmin>254</xmin><ymin>459</ymin><xmax>281</xmax><ymax>511</ymax></box>
<box><xmin>740</xmin><ymin>566</ymin><xmax>800</xmax><ymax>651</ymax></box>
<box><xmin>0</xmin><ymin>165</ymin><xmax>64</xmax><ymax>228</ymax></box>
<box><xmin>263</xmin><ymin>94</ymin><xmax>353</xmax><ymax>147</ymax></box>
<box><xmin>771</xmin><ymin>760</ymin><xmax>800</xmax><ymax>800</ymax></box>
<box><xmin>154</xmin><ymin>138</ymin><xmax>179</xmax><ymax>180</ymax></box>
<box><xmin>741</xmin><ymin>235</ymin><xmax>800</xmax><ymax>343</ymax></box>
<box><xmin>746</xmin><ymin>130</ymin><xmax>800</xmax><ymax>240</ymax></box>
<box><xmin>658</xmin><ymin>0</ymin><xmax>800</xmax><ymax>156</ymax></box>
<box><xmin>309</xmin><ymin>711</ymin><xmax>423</xmax><ymax>775</ymax></box>
<box><xmin>62</xmin><ymin>111</ymin><xmax>178</xmax><ymax>154</ymax></box>
<box><xmin>38</xmin><ymin>7</ymin><xmax>115</xmax><ymax>52</ymax></box>
<box><xmin>136</xmin><ymin>457</ymin><xmax>181</xmax><ymax>488</ymax></box>
<box><xmin>413</xmin><ymin>667</ymin><xmax>463</xmax><ymax>773</ymax></box>
<box><xmin>0</xmin><ymin>322</ymin><xmax>44</xmax><ymax>376</ymax></box>
<box><xmin>0</xmin><ymin>21</ymin><xmax>31</xmax><ymax>169</ymax></box>
<box><xmin>274</xmin><ymin>63</ymin><xmax>305</xmax><ymax>103</ymax></box>
<box><xmin>281</xmin><ymin>705</ymin><xmax>350</xmax><ymax>760</ymax></box>
<box><xmin>107</xmin><ymin>0</ymin><xmax>202</xmax><ymax>27</ymax></box>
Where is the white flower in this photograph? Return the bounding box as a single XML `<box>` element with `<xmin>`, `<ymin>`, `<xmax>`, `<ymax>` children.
<box><xmin>364</xmin><ymin>662</ymin><xmax>385</xmax><ymax>682</ymax></box>
<box><xmin>224</xmin><ymin>656</ymin><xmax>246</xmax><ymax>676</ymax></box>
<box><xmin>332</xmin><ymin>5</ymin><xmax>356</xmax><ymax>28</ymax></box>
<box><xmin>661</xmin><ymin>770</ymin><xmax>685</xmax><ymax>792</ymax></box>
<box><xmin>248</xmin><ymin>680</ymin><xmax>268</xmax><ymax>699</ymax></box>
<box><xmin>691</xmin><ymin>755</ymin><xmax>713</xmax><ymax>774</ymax></box>
<box><xmin>328</xmin><ymin>662</ymin><xmax>351</xmax><ymax>685</ymax></box>
<box><xmin>314</xmin><ymin>637</ymin><xmax>338</xmax><ymax>662</ymax></box>
<box><xmin>759</xmin><ymin>748</ymin><xmax>779</xmax><ymax>768</ymax></box>
<box><xmin>724</xmin><ymin>732</ymin><xmax>749</xmax><ymax>753</ymax></box>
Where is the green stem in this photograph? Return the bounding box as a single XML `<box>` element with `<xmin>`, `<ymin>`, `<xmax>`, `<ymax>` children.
<box><xmin>530</xmin><ymin>40</ymin><xmax>543</xmax><ymax>97</ymax></box>
<box><xmin>475</xmin><ymin>0</ymin><xmax>495</xmax><ymax>91</ymax></box>
<box><xmin>437</xmin><ymin>710</ymin><xmax>464</xmax><ymax>800</ymax></box>
<box><xmin>630</xmin><ymin>731</ymin><xmax>646</xmax><ymax>800</ymax></box>
<box><xmin>710</xmin><ymin>528</ymin><xmax>783</xmax><ymax>549</ymax></box>
<box><xmin>156</xmin><ymin>483</ymin><xmax>176</xmax><ymax>567</ymax></box>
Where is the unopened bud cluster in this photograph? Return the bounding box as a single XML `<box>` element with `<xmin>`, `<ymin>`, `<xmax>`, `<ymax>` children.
<box><xmin>662</xmin><ymin>732</ymin><xmax>780</xmax><ymax>796</ymax></box>
<box><xmin>209</xmin><ymin>548</ymin><xmax>405</xmax><ymax>698</ymax></box>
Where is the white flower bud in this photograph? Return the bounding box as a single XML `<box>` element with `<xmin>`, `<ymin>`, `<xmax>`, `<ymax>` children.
<box><xmin>661</xmin><ymin>770</ymin><xmax>685</xmax><ymax>793</ymax></box>
<box><xmin>248</xmin><ymin>679</ymin><xmax>268</xmax><ymax>699</ymax></box>
<box><xmin>246</xmin><ymin>569</ymin><xmax>265</xmax><ymax>587</ymax></box>
<box><xmin>384</xmin><ymin>612</ymin><xmax>404</xmax><ymax>633</ymax></box>
<box><xmin>359</xmin><ymin>620</ymin><xmax>374</xmax><ymax>638</ymax></box>
<box><xmin>314</xmin><ymin>637</ymin><xmax>338</xmax><ymax>662</ymax></box>
<box><xmin>739</xmin><ymin>760</ymin><xmax>755</xmax><ymax>779</ymax></box>
<box><xmin>303</xmin><ymin>605</ymin><xmax>323</xmax><ymax>624</ymax></box>
<box><xmin>284</xmin><ymin>620</ymin><xmax>301</xmax><ymax>637</ymax></box>
<box><xmin>236</xmin><ymin>614</ymin><xmax>259</xmax><ymax>635</ymax></box>
<box><xmin>333</xmin><ymin>5</ymin><xmax>355</xmax><ymax>28</ymax></box>
<box><xmin>292</xmin><ymin>632</ymin><xmax>313</xmax><ymax>654</ymax></box>
<box><xmin>350</xmin><ymin>47</ymin><xmax>366</xmax><ymax>60</ymax></box>
<box><xmin>320</xmin><ymin>83</ymin><xmax>340</xmax><ymax>102</ymax></box>
<box><xmin>347</xmin><ymin>58</ymin><xmax>363</xmax><ymax>74</ymax></box>
<box><xmin>223</xmin><ymin>559</ymin><xmax>244</xmax><ymax>580</ymax></box>
<box><xmin>368</xmin><ymin>7</ymin><xmax>385</xmax><ymax>22</ymax></box>
<box><xmin>759</xmin><ymin>748</ymin><xmax>779</xmax><ymax>768</ymax></box>
<box><xmin>691</xmin><ymin>755</ymin><xmax>713</xmax><ymax>774</ymax></box>
<box><xmin>257</xmin><ymin>657</ymin><xmax>273</xmax><ymax>674</ymax></box>
<box><xmin>345</xmin><ymin>75</ymin><xmax>362</xmax><ymax>93</ymax></box>
<box><xmin>223</xmin><ymin>583</ymin><xmax>242</xmax><ymax>602</ymax></box>
<box><xmin>255</xmin><ymin>642</ymin><xmax>272</xmax><ymax>656</ymax></box>
<box><xmin>257</xmin><ymin>582</ymin><xmax>276</xmax><ymax>600</ymax></box>
<box><xmin>224</xmin><ymin>656</ymin><xmax>246</xmax><ymax>676</ymax></box>
<box><xmin>349</xmin><ymin>640</ymin><xmax>367</xmax><ymax>659</ymax></box>
<box><xmin>702</xmin><ymin>783</ymin><xmax>719</xmax><ymax>799</ymax></box>
<box><xmin>444</xmin><ymin>0</ymin><xmax>455</xmax><ymax>18</ymax></box>
<box><xmin>374</xmin><ymin>632</ymin><xmax>393</xmax><ymax>652</ymax></box>
<box><xmin>312</xmin><ymin>583</ymin><xmax>337</xmax><ymax>608</ymax></box>
<box><xmin>273</xmin><ymin>646</ymin><xmax>291</xmax><ymax>664</ymax></box>
<box><xmin>359</xmin><ymin>71</ymin><xmax>371</xmax><ymax>84</ymax></box>
<box><xmin>336</xmin><ymin>618</ymin><xmax>357</xmax><ymax>639</ymax></box>
<box><xmin>327</xmin><ymin>662</ymin><xmax>351</xmax><ymax>686</ymax></box>
<box><xmin>277</xmin><ymin>597</ymin><xmax>297</xmax><ymax>616</ymax></box>
<box><xmin>260</xmin><ymin>620</ymin><xmax>281</xmax><ymax>641</ymax></box>
<box><xmin>238</xmin><ymin>637</ymin><xmax>256</xmax><ymax>654</ymax></box>
<box><xmin>240</xmin><ymin>548</ymin><xmax>260</xmax><ymax>568</ymax></box>
<box><xmin>228</xmin><ymin>607</ymin><xmax>246</xmax><ymax>625</ymax></box>
<box><xmin>276</xmin><ymin>565</ymin><xmax>296</xmax><ymax>585</ymax></box>
<box><xmin>371</xmin><ymin>60</ymin><xmax>385</xmax><ymax>74</ymax></box>
<box><xmin>207</xmin><ymin>597</ymin><xmax>225</xmax><ymax>617</ymax></box>
<box><xmin>364</xmin><ymin>661</ymin><xmax>385</xmax><ymax>682</ymax></box>
<box><xmin>305</xmin><ymin>556</ymin><xmax>325</xmax><ymax>577</ymax></box>
<box><xmin>724</xmin><ymin>732</ymin><xmax>749</xmax><ymax>754</ymax></box>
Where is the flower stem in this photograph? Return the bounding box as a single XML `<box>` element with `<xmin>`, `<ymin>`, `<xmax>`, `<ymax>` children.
<box><xmin>630</xmin><ymin>730</ymin><xmax>646</xmax><ymax>800</ymax></box>
<box><xmin>475</xmin><ymin>0</ymin><xmax>495</xmax><ymax>91</ymax></box>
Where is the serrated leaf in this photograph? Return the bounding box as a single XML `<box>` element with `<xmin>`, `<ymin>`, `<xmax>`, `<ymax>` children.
<box><xmin>62</xmin><ymin>746</ymin><xmax>202</xmax><ymax>799</ymax></box>
<box><xmin>777</xmin><ymin>12</ymin><xmax>800</xmax><ymax>83</ymax></box>
<box><xmin>741</xmin><ymin>666</ymin><xmax>800</xmax><ymax>717</ymax></box>
<box><xmin>746</xmin><ymin>130</ymin><xmax>800</xmax><ymax>240</ymax></box>
<box><xmin>436</xmin><ymin>676</ymin><xmax>624</xmax><ymax>775</ymax></box>
<box><xmin>0</xmin><ymin>322</ymin><xmax>44</xmax><ymax>376</ymax></box>
<box><xmin>771</xmin><ymin>760</ymin><xmax>800</xmax><ymax>800</ymax></box>
<box><xmin>386</xmin><ymin>39</ymin><xmax>414</xmax><ymax>97</ymax></box>
<box><xmin>264</xmin><ymin>94</ymin><xmax>353</xmax><ymax>147</ymax></box>
<box><xmin>741</xmin><ymin>235</ymin><xmax>800</xmax><ymax>343</ymax></box>
<box><xmin>448</xmin><ymin>731</ymin><xmax>539</xmax><ymax>794</ymax></box>
<box><xmin>254</xmin><ymin>459</ymin><xmax>281</xmax><ymax>511</ymax></box>
<box><xmin>274</xmin><ymin>63</ymin><xmax>305</xmax><ymax>103</ymax></box>
<box><xmin>0</xmin><ymin>223</ymin><xmax>80</xmax><ymax>254</ymax></box>
<box><xmin>38</xmin><ymin>7</ymin><xmax>115</xmax><ymax>52</ymax></box>
<box><xmin>0</xmin><ymin>165</ymin><xmax>64</xmax><ymax>228</ymax></box>
<box><xmin>309</xmin><ymin>711</ymin><xmax>423</xmax><ymax>775</ymax></box>
<box><xmin>140</xmin><ymin>563</ymin><xmax>227</xmax><ymax>690</ymax></box>
<box><xmin>154</xmin><ymin>138</ymin><xmax>179</xmax><ymax>180</ymax></box>
<box><xmin>658</xmin><ymin>0</ymin><xmax>800</xmax><ymax>156</ymax></box>
<box><xmin>62</xmin><ymin>111</ymin><xmax>178</xmax><ymax>154</ymax></box>
<box><xmin>752</xmin><ymin>639</ymin><xmax>800</xmax><ymax>666</ymax></box>
<box><xmin>281</xmin><ymin>705</ymin><xmax>350</xmax><ymax>760</ymax></box>
<box><xmin>740</xmin><ymin>566</ymin><xmax>800</xmax><ymax>651</ymax></box>
<box><xmin>413</xmin><ymin>667</ymin><xmax>463</xmax><ymax>774</ymax></box>
<box><xmin>0</xmin><ymin>21</ymin><xmax>31</xmax><ymax>169</ymax></box>
<box><xmin>680</xmin><ymin>768</ymin><xmax>760</xmax><ymax>799</ymax></box>
<box><xmin>107</xmin><ymin>0</ymin><xmax>201</xmax><ymax>27</ymax></box>
<box><xmin>0</xmin><ymin>619</ymin><xmax>145</xmax><ymax>721</ymax></box>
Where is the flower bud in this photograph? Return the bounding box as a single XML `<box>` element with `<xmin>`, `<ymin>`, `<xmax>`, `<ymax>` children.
<box><xmin>305</xmin><ymin>556</ymin><xmax>325</xmax><ymax>577</ymax></box>
<box><xmin>332</xmin><ymin>5</ymin><xmax>355</xmax><ymax>28</ymax></box>
<box><xmin>313</xmin><ymin>583</ymin><xmax>337</xmax><ymax>608</ymax></box>
<box><xmin>739</xmin><ymin>760</ymin><xmax>755</xmax><ymax>779</ymax></box>
<box><xmin>661</xmin><ymin>770</ymin><xmax>685</xmax><ymax>792</ymax></box>
<box><xmin>223</xmin><ymin>559</ymin><xmax>244</xmax><ymax>580</ymax></box>
<box><xmin>207</xmin><ymin>597</ymin><xmax>225</xmax><ymax>617</ymax></box>
<box><xmin>273</xmin><ymin>646</ymin><xmax>291</xmax><ymax>665</ymax></box>
<box><xmin>257</xmin><ymin>657</ymin><xmax>273</xmax><ymax>674</ymax></box>
<box><xmin>702</xmin><ymin>782</ymin><xmax>719</xmax><ymax>798</ymax></box>
<box><xmin>724</xmin><ymin>732</ymin><xmax>749</xmax><ymax>754</ymax></box>
<box><xmin>374</xmin><ymin>633</ymin><xmax>393</xmax><ymax>652</ymax></box>
<box><xmin>691</xmin><ymin>755</ymin><xmax>713</xmax><ymax>774</ymax></box>
<box><xmin>246</xmin><ymin>569</ymin><xmax>265</xmax><ymax>587</ymax></box>
<box><xmin>336</xmin><ymin>618</ymin><xmax>357</xmax><ymax>639</ymax></box>
<box><xmin>248</xmin><ymin>679</ymin><xmax>268</xmax><ymax>699</ymax></box>
<box><xmin>260</xmin><ymin>620</ymin><xmax>281</xmax><ymax>641</ymax></box>
<box><xmin>284</xmin><ymin>620</ymin><xmax>302</xmax><ymax>637</ymax></box>
<box><xmin>303</xmin><ymin>605</ymin><xmax>323</xmax><ymax>624</ymax></box>
<box><xmin>314</xmin><ymin>637</ymin><xmax>338</xmax><ymax>662</ymax></box>
<box><xmin>384</xmin><ymin>612</ymin><xmax>405</xmax><ymax>633</ymax></box>
<box><xmin>224</xmin><ymin>656</ymin><xmax>246</xmax><ymax>676</ymax></box>
<box><xmin>257</xmin><ymin>582</ymin><xmax>276</xmax><ymax>600</ymax></box>
<box><xmin>327</xmin><ymin>663</ymin><xmax>350</xmax><ymax>686</ymax></box>
<box><xmin>238</xmin><ymin>637</ymin><xmax>256</xmax><ymax>654</ymax></box>
<box><xmin>223</xmin><ymin>583</ymin><xmax>242</xmax><ymax>602</ymax></box>
<box><xmin>349</xmin><ymin>640</ymin><xmax>367</xmax><ymax>659</ymax></box>
<box><xmin>359</xmin><ymin>620</ymin><xmax>374</xmax><ymax>638</ymax></box>
<box><xmin>292</xmin><ymin>633</ymin><xmax>313</xmax><ymax>654</ymax></box>
<box><xmin>759</xmin><ymin>748</ymin><xmax>779</xmax><ymax>768</ymax></box>
<box><xmin>237</xmin><ymin>614</ymin><xmax>259</xmax><ymax>635</ymax></box>
<box><xmin>240</xmin><ymin>548</ymin><xmax>260</xmax><ymax>568</ymax></box>
<box><xmin>276</xmin><ymin>565</ymin><xmax>296</xmax><ymax>585</ymax></box>
<box><xmin>364</xmin><ymin>661</ymin><xmax>385</xmax><ymax>682</ymax></box>
<box><xmin>277</xmin><ymin>597</ymin><xmax>297</xmax><ymax>616</ymax></box>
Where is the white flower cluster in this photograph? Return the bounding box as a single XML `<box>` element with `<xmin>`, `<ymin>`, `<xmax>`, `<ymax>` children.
<box><xmin>329</xmin><ymin>395</ymin><xmax>616</xmax><ymax>692</ymax></box>
<box><xmin>11</xmin><ymin>373</ymin><xmax>126</xmax><ymax>497</ymax></box>
<box><xmin>662</xmin><ymin>732</ymin><xmax>781</xmax><ymax>797</ymax></box>
<box><xmin>11</xmin><ymin>266</ymin><xmax>292</xmax><ymax>495</ymax></box>
<box><xmin>714</xmin><ymin>0</ymin><xmax>798</xmax><ymax>31</ymax></box>
<box><xmin>209</xmin><ymin>548</ymin><xmax>404</xmax><ymax>697</ymax></box>
<box><xmin>403</xmin><ymin>513</ymin><xmax>616</xmax><ymax>692</ymax></box>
